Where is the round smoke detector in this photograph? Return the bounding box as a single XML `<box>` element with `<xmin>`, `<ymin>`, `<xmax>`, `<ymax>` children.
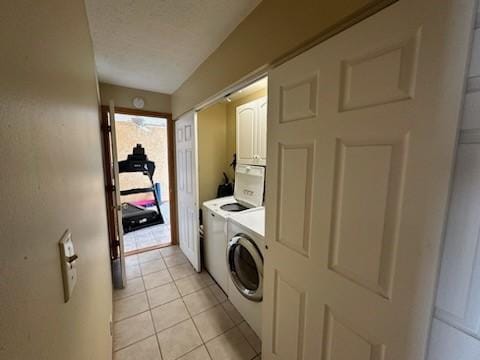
<box><xmin>132</xmin><ymin>97</ymin><xmax>145</xmax><ymax>109</ymax></box>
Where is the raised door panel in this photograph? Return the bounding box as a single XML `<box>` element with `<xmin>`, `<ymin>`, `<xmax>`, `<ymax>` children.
<box><xmin>322</xmin><ymin>307</ymin><xmax>385</xmax><ymax>360</ymax></box>
<box><xmin>236</xmin><ymin>103</ymin><xmax>256</xmax><ymax>164</ymax></box>
<box><xmin>339</xmin><ymin>33</ymin><xmax>419</xmax><ymax>112</ymax></box>
<box><xmin>329</xmin><ymin>137</ymin><xmax>407</xmax><ymax>299</ymax></box>
<box><xmin>276</xmin><ymin>143</ymin><xmax>314</xmax><ymax>257</ymax></box>
<box><xmin>271</xmin><ymin>270</ymin><xmax>306</xmax><ymax>360</ymax></box>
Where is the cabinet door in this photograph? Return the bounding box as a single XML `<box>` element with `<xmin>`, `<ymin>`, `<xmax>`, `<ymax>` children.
<box><xmin>257</xmin><ymin>97</ymin><xmax>267</xmax><ymax>165</ymax></box>
<box><xmin>236</xmin><ymin>101</ymin><xmax>256</xmax><ymax>165</ymax></box>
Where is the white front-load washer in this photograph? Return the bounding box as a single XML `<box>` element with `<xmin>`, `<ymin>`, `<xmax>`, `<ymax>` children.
<box><xmin>202</xmin><ymin>165</ymin><xmax>265</xmax><ymax>294</ymax></box>
<box><xmin>226</xmin><ymin>207</ymin><xmax>265</xmax><ymax>339</ymax></box>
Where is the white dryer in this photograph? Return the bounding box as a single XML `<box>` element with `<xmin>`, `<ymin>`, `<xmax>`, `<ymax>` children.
<box><xmin>202</xmin><ymin>165</ymin><xmax>264</xmax><ymax>293</ymax></box>
<box><xmin>227</xmin><ymin>207</ymin><xmax>265</xmax><ymax>339</ymax></box>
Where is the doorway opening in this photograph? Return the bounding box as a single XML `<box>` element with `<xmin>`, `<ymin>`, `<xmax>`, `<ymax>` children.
<box><xmin>114</xmin><ymin>112</ymin><xmax>172</xmax><ymax>254</ymax></box>
<box><xmin>101</xmin><ymin>106</ymin><xmax>178</xmax><ymax>261</ymax></box>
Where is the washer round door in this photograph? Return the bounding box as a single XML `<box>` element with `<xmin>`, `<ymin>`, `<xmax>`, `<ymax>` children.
<box><xmin>227</xmin><ymin>233</ymin><xmax>263</xmax><ymax>302</ymax></box>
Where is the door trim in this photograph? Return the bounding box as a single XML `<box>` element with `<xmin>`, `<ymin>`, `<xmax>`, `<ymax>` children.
<box><xmin>100</xmin><ymin>106</ymin><xmax>179</xmax><ymax>257</ymax></box>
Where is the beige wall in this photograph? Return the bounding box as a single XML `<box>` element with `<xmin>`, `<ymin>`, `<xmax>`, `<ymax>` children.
<box><xmin>116</xmin><ymin>122</ymin><xmax>170</xmax><ymax>202</ymax></box>
<box><xmin>172</xmin><ymin>0</ymin><xmax>386</xmax><ymax>117</ymax></box>
<box><xmin>0</xmin><ymin>1</ymin><xmax>112</xmax><ymax>359</ymax></box>
<box><xmin>197</xmin><ymin>102</ymin><xmax>228</xmax><ymax>205</ymax></box>
<box><xmin>226</xmin><ymin>88</ymin><xmax>267</xmax><ymax>178</ymax></box>
<box><xmin>100</xmin><ymin>82</ymin><xmax>172</xmax><ymax>113</ymax></box>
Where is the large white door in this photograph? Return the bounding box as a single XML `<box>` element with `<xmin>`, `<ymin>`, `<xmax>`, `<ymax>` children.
<box><xmin>262</xmin><ymin>0</ymin><xmax>474</xmax><ymax>359</ymax></box>
<box><xmin>175</xmin><ymin>111</ymin><xmax>201</xmax><ymax>272</ymax></box>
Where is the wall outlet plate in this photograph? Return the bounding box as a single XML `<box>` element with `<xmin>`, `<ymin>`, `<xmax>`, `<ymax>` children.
<box><xmin>59</xmin><ymin>230</ymin><xmax>78</xmax><ymax>302</ymax></box>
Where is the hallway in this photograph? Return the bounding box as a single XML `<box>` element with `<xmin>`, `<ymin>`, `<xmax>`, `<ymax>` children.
<box><xmin>113</xmin><ymin>246</ymin><xmax>261</xmax><ymax>360</ymax></box>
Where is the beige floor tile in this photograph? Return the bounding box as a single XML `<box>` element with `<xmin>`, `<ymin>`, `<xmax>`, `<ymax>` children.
<box><xmin>157</xmin><ymin>319</ymin><xmax>203</xmax><ymax>360</ymax></box>
<box><xmin>113</xmin><ymin>277</ymin><xmax>146</xmax><ymax>300</ymax></box>
<box><xmin>114</xmin><ymin>292</ymin><xmax>149</xmax><ymax>321</ymax></box>
<box><xmin>209</xmin><ymin>284</ymin><xmax>227</xmax><ymax>303</ymax></box>
<box><xmin>141</xmin><ymin>258</ymin><xmax>167</xmax><ymax>275</ymax></box>
<box><xmin>177</xmin><ymin>346</ymin><xmax>212</xmax><ymax>360</ymax></box>
<box><xmin>143</xmin><ymin>269</ymin><xmax>173</xmax><ymax>290</ymax></box>
<box><xmin>160</xmin><ymin>245</ymin><xmax>182</xmax><ymax>258</ymax></box>
<box><xmin>113</xmin><ymin>335</ymin><xmax>162</xmax><ymax>360</ymax></box>
<box><xmin>125</xmin><ymin>254</ymin><xmax>139</xmax><ymax>267</ymax></box>
<box><xmin>138</xmin><ymin>250</ymin><xmax>163</xmax><ymax>264</ymax></box>
<box><xmin>206</xmin><ymin>327</ymin><xmax>256</xmax><ymax>360</ymax></box>
<box><xmin>147</xmin><ymin>282</ymin><xmax>180</xmax><ymax>309</ymax></box>
<box><xmin>176</xmin><ymin>272</ymin><xmax>214</xmax><ymax>296</ymax></box>
<box><xmin>221</xmin><ymin>300</ymin><xmax>244</xmax><ymax>325</ymax></box>
<box><xmin>252</xmin><ymin>356</ymin><xmax>261</xmax><ymax>360</ymax></box>
<box><xmin>126</xmin><ymin>263</ymin><xmax>142</xmax><ymax>280</ymax></box>
<box><xmin>238</xmin><ymin>322</ymin><xmax>261</xmax><ymax>354</ymax></box>
<box><xmin>192</xmin><ymin>304</ymin><xmax>235</xmax><ymax>342</ymax></box>
<box><xmin>183</xmin><ymin>287</ymin><xmax>219</xmax><ymax>316</ymax></box>
<box><xmin>151</xmin><ymin>298</ymin><xmax>190</xmax><ymax>332</ymax></box>
<box><xmin>164</xmin><ymin>252</ymin><xmax>188</xmax><ymax>267</ymax></box>
<box><xmin>113</xmin><ymin>312</ymin><xmax>155</xmax><ymax>350</ymax></box>
<box><xmin>169</xmin><ymin>262</ymin><xmax>196</xmax><ymax>280</ymax></box>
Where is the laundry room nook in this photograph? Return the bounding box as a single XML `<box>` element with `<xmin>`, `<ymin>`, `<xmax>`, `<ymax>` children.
<box><xmin>199</xmin><ymin>77</ymin><xmax>268</xmax><ymax>341</ymax></box>
<box><xmin>197</xmin><ymin>77</ymin><xmax>268</xmax><ymax>206</ymax></box>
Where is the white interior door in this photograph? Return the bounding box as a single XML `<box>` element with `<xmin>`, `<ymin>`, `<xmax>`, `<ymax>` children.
<box><xmin>262</xmin><ymin>0</ymin><xmax>473</xmax><ymax>359</ymax></box>
<box><xmin>175</xmin><ymin>111</ymin><xmax>201</xmax><ymax>272</ymax></box>
<box><xmin>109</xmin><ymin>101</ymin><xmax>126</xmax><ymax>288</ymax></box>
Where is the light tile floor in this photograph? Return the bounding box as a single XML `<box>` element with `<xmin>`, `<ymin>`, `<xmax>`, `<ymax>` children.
<box><xmin>123</xmin><ymin>202</ymin><xmax>171</xmax><ymax>253</ymax></box>
<box><xmin>113</xmin><ymin>246</ymin><xmax>261</xmax><ymax>360</ymax></box>
<box><xmin>124</xmin><ymin>223</ymin><xmax>171</xmax><ymax>252</ymax></box>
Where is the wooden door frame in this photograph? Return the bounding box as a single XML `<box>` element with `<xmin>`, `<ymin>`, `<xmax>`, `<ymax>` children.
<box><xmin>100</xmin><ymin>105</ymin><xmax>178</xmax><ymax>257</ymax></box>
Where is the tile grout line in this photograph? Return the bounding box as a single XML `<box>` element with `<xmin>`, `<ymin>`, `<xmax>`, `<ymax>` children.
<box><xmin>114</xmin><ymin>279</ymin><xmax>225</xmax><ymax>324</ymax></box>
<box><xmin>166</xmin><ymin>265</ymin><xmax>254</xmax><ymax>359</ymax></box>
<box><xmin>113</xmin><ymin>333</ymin><xmax>160</xmax><ymax>354</ymax></box>
<box><xmin>165</xmin><ymin>261</ymin><xmax>219</xmax><ymax>360</ymax></box>
<box><xmin>114</xmin><ymin>260</ymin><xmax>193</xmax><ymax>302</ymax></box>
<box><xmin>164</xmin><ymin>260</ymin><xmax>208</xmax><ymax>360</ymax></box>
<box><xmin>141</xmin><ymin>265</ymin><xmax>165</xmax><ymax>360</ymax></box>
<box><xmin>115</xmin><ymin>247</ymin><xmax>259</xmax><ymax>359</ymax></box>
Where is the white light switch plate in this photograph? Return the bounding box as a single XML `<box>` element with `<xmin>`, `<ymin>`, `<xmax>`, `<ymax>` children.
<box><xmin>59</xmin><ymin>230</ymin><xmax>77</xmax><ymax>302</ymax></box>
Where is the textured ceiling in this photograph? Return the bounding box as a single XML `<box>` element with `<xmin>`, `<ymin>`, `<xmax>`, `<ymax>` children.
<box><xmin>84</xmin><ymin>0</ymin><xmax>261</xmax><ymax>94</ymax></box>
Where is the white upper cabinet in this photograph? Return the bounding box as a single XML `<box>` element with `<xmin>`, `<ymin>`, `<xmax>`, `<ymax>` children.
<box><xmin>236</xmin><ymin>97</ymin><xmax>267</xmax><ymax>166</ymax></box>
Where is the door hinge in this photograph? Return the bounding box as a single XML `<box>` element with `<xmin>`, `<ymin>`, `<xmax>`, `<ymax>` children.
<box><xmin>105</xmin><ymin>184</ymin><xmax>116</xmax><ymax>192</ymax></box>
<box><xmin>102</xmin><ymin>123</ymin><xmax>112</xmax><ymax>133</ymax></box>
